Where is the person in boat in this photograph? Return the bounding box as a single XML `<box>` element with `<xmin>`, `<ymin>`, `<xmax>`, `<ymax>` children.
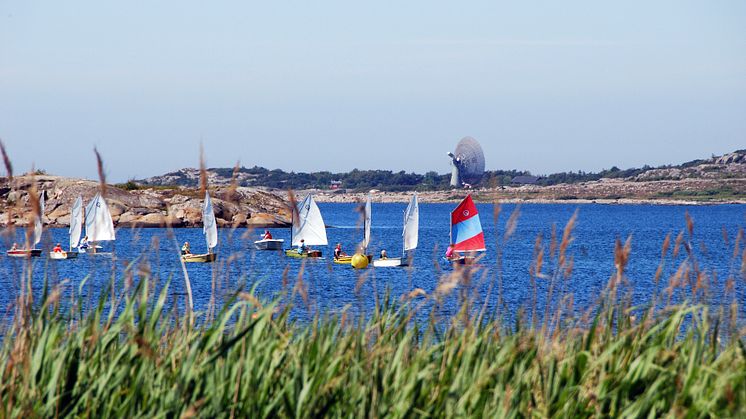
<box><xmin>380</xmin><ymin>249</ymin><xmax>388</xmax><ymax>260</ymax></box>
<box><xmin>445</xmin><ymin>244</ymin><xmax>455</xmax><ymax>260</ymax></box>
<box><xmin>181</xmin><ymin>241</ymin><xmax>191</xmax><ymax>255</ymax></box>
<box><xmin>10</xmin><ymin>243</ymin><xmax>18</xmax><ymax>251</ymax></box>
<box><xmin>334</xmin><ymin>243</ymin><xmax>346</xmax><ymax>260</ymax></box>
<box><xmin>79</xmin><ymin>236</ymin><xmax>89</xmax><ymax>250</ymax></box>
<box><xmin>53</xmin><ymin>243</ymin><xmax>63</xmax><ymax>253</ymax></box>
<box><xmin>297</xmin><ymin>239</ymin><xmax>307</xmax><ymax>254</ymax></box>
<box><xmin>262</xmin><ymin>230</ymin><xmax>273</xmax><ymax>240</ymax></box>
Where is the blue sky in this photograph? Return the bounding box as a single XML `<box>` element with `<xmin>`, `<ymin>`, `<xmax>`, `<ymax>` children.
<box><xmin>1</xmin><ymin>1</ymin><xmax>744</xmax><ymax>182</ymax></box>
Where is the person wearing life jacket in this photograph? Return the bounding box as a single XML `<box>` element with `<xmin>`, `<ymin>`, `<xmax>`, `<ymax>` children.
<box><xmin>53</xmin><ymin>243</ymin><xmax>63</xmax><ymax>253</ymax></box>
<box><xmin>262</xmin><ymin>230</ymin><xmax>273</xmax><ymax>240</ymax></box>
<box><xmin>445</xmin><ymin>244</ymin><xmax>455</xmax><ymax>259</ymax></box>
<box><xmin>334</xmin><ymin>243</ymin><xmax>346</xmax><ymax>259</ymax></box>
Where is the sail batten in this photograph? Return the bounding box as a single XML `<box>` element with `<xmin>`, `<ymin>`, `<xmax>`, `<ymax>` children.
<box><xmin>291</xmin><ymin>194</ymin><xmax>327</xmax><ymax>246</ymax></box>
<box><xmin>69</xmin><ymin>196</ymin><xmax>83</xmax><ymax>250</ymax></box>
<box><xmin>203</xmin><ymin>191</ymin><xmax>218</xmax><ymax>250</ymax></box>
<box><xmin>450</xmin><ymin>195</ymin><xmax>485</xmax><ymax>253</ymax></box>
<box><xmin>85</xmin><ymin>193</ymin><xmax>116</xmax><ymax>242</ymax></box>
<box><xmin>402</xmin><ymin>193</ymin><xmax>419</xmax><ymax>252</ymax></box>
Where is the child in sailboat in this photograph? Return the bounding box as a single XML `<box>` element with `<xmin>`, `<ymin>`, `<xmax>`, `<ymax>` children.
<box><xmin>445</xmin><ymin>244</ymin><xmax>455</xmax><ymax>259</ymax></box>
<box><xmin>334</xmin><ymin>243</ymin><xmax>346</xmax><ymax>259</ymax></box>
<box><xmin>262</xmin><ymin>230</ymin><xmax>273</xmax><ymax>240</ymax></box>
<box><xmin>380</xmin><ymin>249</ymin><xmax>388</xmax><ymax>260</ymax></box>
<box><xmin>297</xmin><ymin>239</ymin><xmax>307</xmax><ymax>254</ymax></box>
<box><xmin>53</xmin><ymin>243</ymin><xmax>63</xmax><ymax>253</ymax></box>
<box><xmin>79</xmin><ymin>236</ymin><xmax>89</xmax><ymax>251</ymax></box>
<box><xmin>181</xmin><ymin>242</ymin><xmax>191</xmax><ymax>255</ymax></box>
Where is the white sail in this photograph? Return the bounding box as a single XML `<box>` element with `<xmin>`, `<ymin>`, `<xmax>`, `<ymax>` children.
<box><xmin>203</xmin><ymin>191</ymin><xmax>218</xmax><ymax>250</ymax></box>
<box><xmin>363</xmin><ymin>194</ymin><xmax>372</xmax><ymax>251</ymax></box>
<box><xmin>85</xmin><ymin>193</ymin><xmax>116</xmax><ymax>242</ymax></box>
<box><xmin>33</xmin><ymin>192</ymin><xmax>45</xmax><ymax>247</ymax></box>
<box><xmin>291</xmin><ymin>194</ymin><xmax>328</xmax><ymax>247</ymax></box>
<box><xmin>69</xmin><ymin>196</ymin><xmax>83</xmax><ymax>250</ymax></box>
<box><xmin>402</xmin><ymin>193</ymin><xmax>419</xmax><ymax>252</ymax></box>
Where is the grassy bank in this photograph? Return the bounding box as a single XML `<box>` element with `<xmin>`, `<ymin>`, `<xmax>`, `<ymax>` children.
<box><xmin>1</xmin><ymin>238</ymin><xmax>745</xmax><ymax>417</ymax></box>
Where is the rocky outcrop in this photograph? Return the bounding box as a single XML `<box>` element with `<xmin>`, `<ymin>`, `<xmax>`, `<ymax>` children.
<box><xmin>0</xmin><ymin>175</ymin><xmax>292</xmax><ymax>228</ymax></box>
<box><xmin>632</xmin><ymin>151</ymin><xmax>746</xmax><ymax>182</ymax></box>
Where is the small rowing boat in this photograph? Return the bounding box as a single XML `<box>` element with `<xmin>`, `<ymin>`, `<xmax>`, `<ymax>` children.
<box><xmin>7</xmin><ymin>249</ymin><xmax>42</xmax><ymax>258</ymax></box>
<box><xmin>254</xmin><ymin>238</ymin><xmax>284</xmax><ymax>250</ymax></box>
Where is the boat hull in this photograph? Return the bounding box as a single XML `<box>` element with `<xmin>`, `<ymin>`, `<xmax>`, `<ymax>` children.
<box><xmin>254</xmin><ymin>239</ymin><xmax>284</xmax><ymax>250</ymax></box>
<box><xmin>6</xmin><ymin>249</ymin><xmax>42</xmax><ymax>258</ymax></box>
<box><xmin>182</xmin><ymin>253</ymin><xmax>217</xmax><ymax>263</ymax></box>
<box><xmin>285</xmin><ymin>249</ymin><xmax>323</xmax><ymax>259</ymax></box>
<box><xmin>50</xmin><ymin>251</ymin><xmax>78</xmax><ymax>259</ymax></box>
<box><xmin>333</xmin><ymin>254</ymin><xmax>372</xmax><ymax>265</ymax></box>
<box><xmin>447</xmin><ymin>256</ymin><xmax>478</xmax><ymax>265</ymax></box>
<box><xmin>372</xmin><ymin>258</ymin><xmax>407</xmax><ymax>268</ymax></box>
<box><xmin>49</xmin><ymin>251</ymin><xmax>69</xmax><ymax>260</ymax></box>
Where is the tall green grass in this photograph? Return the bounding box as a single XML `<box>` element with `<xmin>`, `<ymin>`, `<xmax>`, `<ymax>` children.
<box><xmin>1</xmin><ymin>218</ymin><xmax>744</xmax><ymax>417</ymax></box>
<box><xmin>1</xmin><ymin>144</ymin><xmax>744</xmax><ymax>416</ymax></box>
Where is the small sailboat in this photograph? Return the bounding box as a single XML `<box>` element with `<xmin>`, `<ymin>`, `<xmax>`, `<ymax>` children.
<box><xmin>334</xmin><ymin>194</ymin><xmax>373</xmax><ymax>265</ymax></box>
<box><xmin>373</xmin><ymin>193</ymin><xmax>418</xmax><ymax>267</ymax></box>
<box><xmin>182</xmin><ymin>190</ymin><xmax>218</xmax><ymax>263</ymax></box>
<box><xmin>50</xmin><ymin>196</ymin><xmax>82</xmax><ymax>260</ymax></box>
<box><xmin>82</xmin><ymin>193</ymin><xmax>116</xmax><ymax>254</ymax></box>
<box><xmin>446</xmin><ymin>194</ymin><xmax>485</xmax><ymax>264</ymax></box>
<box><xmin>7</xmin><ymin>192</ymin><xmax>45</xmax><ymax>258</ymax></box>
<box><xmin>285</xmin><ymin>194</ymin><xmax>326</xmax><ymax>258</ymax></box>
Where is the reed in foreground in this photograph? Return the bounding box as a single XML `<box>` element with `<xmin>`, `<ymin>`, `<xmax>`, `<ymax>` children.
<box><xmin>0</xmin><ymin>264</ymin><xmax>743</xmax><ymax>418</ymax></box>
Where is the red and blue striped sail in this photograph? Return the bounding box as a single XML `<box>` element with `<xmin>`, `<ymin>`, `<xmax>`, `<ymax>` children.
<box><xmin>450</xmin><ymin>195</ymin><xmax>485</xmax><ymax>253</ymax></box>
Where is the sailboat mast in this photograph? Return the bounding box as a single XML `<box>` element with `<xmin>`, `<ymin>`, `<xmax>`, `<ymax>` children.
<box><xmin>401</xmin><ymin>208</ymin><xmax>407</xmax><ymax>258</ymax></box>
<box><xmin>289</xmin><ymin>195</ymin><xmax>294</xmax><ymax>248</ymax></box>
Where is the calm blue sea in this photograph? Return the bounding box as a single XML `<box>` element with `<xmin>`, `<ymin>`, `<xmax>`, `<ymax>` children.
<box><xmin>2</xmin><ymin>203</ymin><xmax>745</xmax><ymax>323</ymax></box>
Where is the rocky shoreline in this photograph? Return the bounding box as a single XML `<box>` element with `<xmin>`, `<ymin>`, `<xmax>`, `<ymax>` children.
<box><xmin>2</xmin><ymin>175</ymin><xmax>743</xmax><ymax>229</ymax></box>
<box><xmin>1</xmin><ymin>175</ymin><xmax>292</xmax><ymax>228</ymax></box>
<box><xmin>302</xmin><ymin>178</ymin><xmax>746</xmax><ymax>205</ymax></box>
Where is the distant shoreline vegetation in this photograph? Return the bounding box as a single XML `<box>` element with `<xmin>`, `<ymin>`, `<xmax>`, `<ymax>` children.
<box><xmin>136</xmin><ymin>166</ymin><xmax>659</xmax><ymax>191</ymax></box>
<box><xmin>134</xmin><ymin>149</ymin><xmax>746</xmax><ymax>193</ymax></box>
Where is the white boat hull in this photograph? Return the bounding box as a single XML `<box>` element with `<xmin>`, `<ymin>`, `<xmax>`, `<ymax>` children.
<box><xmin>49</xmin><ymin>251</ymin><xmax>78</xmax><ymax>259</ymax></box>
<box><xmin>7</xmin><ymin>249</ymin><xmax>42</xmax><ymax>258</ymax></box>
<box><xmin>372</xmin><ymin>258</ymin><xmax>405</xmax><ymax>268</ymax></box>
<box><xmin>254</xmin><ymin>239</ymin><xmax>284</xmax><ymax>250</ymax></box>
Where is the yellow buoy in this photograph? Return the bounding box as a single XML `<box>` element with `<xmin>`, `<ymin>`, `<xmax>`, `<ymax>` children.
<box><xmin>351</xmin><ymin>253</ymin><xmax>369</xmax><ymax>269</ymax></box>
